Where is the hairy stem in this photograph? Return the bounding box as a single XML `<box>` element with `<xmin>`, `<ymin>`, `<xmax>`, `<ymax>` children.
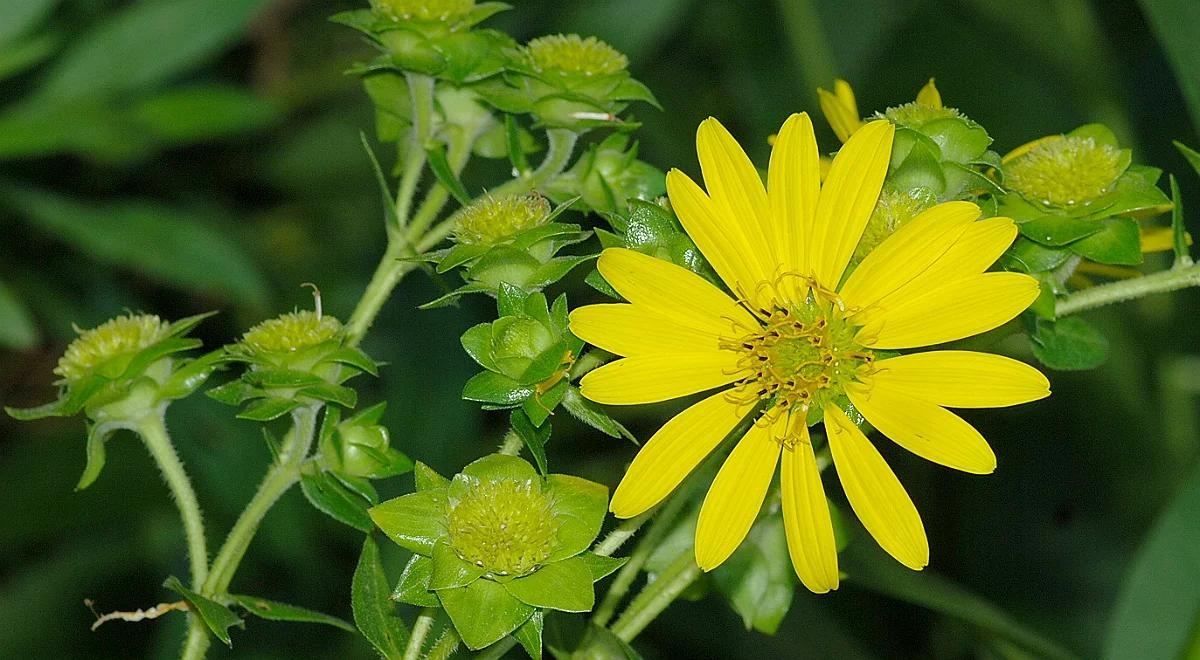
<box><xmin>1056</xmin><ymin>262</ymin><xmax>1200</xmax><ymax>316</ymax></box>
<box><xmin>592</xmin><ymin>496</ymin><xmax>686</xmax><ymax>626</ymax></box>
<box><xmin>179</xmin><ymin>617</ymin><xmax>211</xmax><ymax>660</ymax></box>
<box><xmin>490</xmin><ymin>128</ymin><xmax>578</xmax><ymax>197</ymax></box>
<box><xmin>591</xmin><ymin>510</ymin><xmax>651</xmax><ymax>559</ymax></box>
<box><xmin>423</xmin><ymin>628</ymin><xmax>461</xmax><ymax>660</ymax></box>
<box><xmin>135</xmin><ymin>410</ymin><xmax>208</xmax><ymax>587</ymax></box>
<box><xmin>497</xmin><ymin>429</ymin><xmax>523</xmax><ymax>456</ymax></box>
<box><xmin>404</xmin><ymin>607</ymin><xmax>437</xmax><ymax>660</ymax></box>
<box><xmin>475</xmin><ymin>637</ymin><xmax>515</xmax><ymax>660</ymax></box>
<box><xmin>395</xmin><ymin>74</ymin><xmax>436</xmax><ymax>227</ymax></box>
<box><xmin>609</xmin><ymin>550</ymin><xmax>702</xmax><ymax>643</ymax></box>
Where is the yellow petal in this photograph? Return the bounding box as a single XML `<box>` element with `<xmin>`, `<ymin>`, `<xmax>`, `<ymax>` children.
<box><xmin>860</xmin><ymin>272</ymin><xmax>1039</xmax><ymax>350</ymax></box>
<box><xmin>825</xmin><ymin>405</ymin><xmax>928</xmax><ymax>570</ymax></box>
<box><xmin>579</xmin><ymin>352</ymin><xmax>741</xmax><ymax>405</ymax></box>
<box><xmin>839</xmin><ymin>201</ymin><xmax>978</xmax><ymax>310</ymax></box>
<box><xmin>666</xmin><ymin>170</ymin><xmax>769</xmax><ymax>308</ymax></box>
<box><xmin>570</xmin><ymin>304</ymin><xmax>720</xmax><ymax>357</ymax></box>
<box><xmin>1140</xmin><ymin>225</ymin><xmax>1189</xmax><ymax>253</ymax></box>
<box><xmin>610</xmin><ymin>390</ymin><xmax>745</xmax><ymax>518</ymax></box>
<box><xmin>696</xmin><ymin>118</ymin><xmax>775</xmax><ymax>270</ymax></box>
<box><xmin>847</xmin><ymin>382</ymin><xmax>996</xmax><ymax>474</ymax></box>
<box><xmin>596</xmin><ymin>247</ymin><xmax>758</xmax><ymax>334</ymax></box>
<box><xmin>818</xmin><ymin>80</ymin><xmax>861</xmax><ymax>143</ymax></box>
<box><xmin>867</xmin><ymin>350</ymin><xmax>1050</xmax><ymax>409</ymax></box>
<box><xmin>695</xmin><ymin>414</ymin><xmax>783</xmax><ymax>571</ymax></box>
<box><xmin>809</xmin><ymin>120</ymin><xmax>894</xmax><ymax>288</ymax></box>
<box><xmin>915</xmin><ymin>78</ymin><xmax>942</xmax><ymax>108</ymax></box>
<box><xmin>768</xmin><ymin>113</ymin><xmax>821</xmax><ymax>293</ymax></box>
<box><xmin>780</xmin><ymin>421</ymin><xmax>839</xmax><ymax>593</ymax></box>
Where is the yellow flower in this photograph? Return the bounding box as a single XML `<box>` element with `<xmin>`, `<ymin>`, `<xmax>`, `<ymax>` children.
<box><xmin>569</xmin><ymin>114</ymin><xmax>1049</xmax><ymax>593</ymax></box>
<box><xmin>818</xmin><ymin>78</ymin><xmax>946</xmax><ymax>142</ymax></box>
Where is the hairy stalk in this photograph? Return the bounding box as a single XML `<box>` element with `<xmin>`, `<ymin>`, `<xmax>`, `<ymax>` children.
<box><xmin>135</xmin><ymin>409</ymin><xmax>208</xmax><ymax>587</ymax></box>
<box><xmin>592</xmin><ymin>496</ymin><xmax>687</xmax><ymax>626</ymax></box>
<box><xmin>608</xmin><ymin>550</ymin><xmax>702</xmax><ymax>643</ymax></box>
<box><xmin>476</xmin><ymin>638</ymin><xmax>515</xmax><ymax>660</ymax></box>
<box><xmin>395</xmin><ymin>74</ymin><xmax>436</xmax><ymax>227</ymax></box>
<box><xmin>424</xmin><ymin>628</ymin><xmax>461</xmax><ymax>660</ymax></box>
<box><xmin>490</xmin><ymin>128</ymin><xmax>578</xmax><ymax>197</ymax></box>
<box><xmin>179</xmin><ymin>618</ymin><xmax>211</xmax><ymax>660</ymax></box>
<box><xmin>568</xmin><ymin>349</ymin><xmax>612</xmax><ymax>382</ymax></box>
<box><xmin>591</xmin><ymin>510</ymin><xmax>651</xmax><ymax>559</ymax></box>
<box><xmin>404</xmin><ymin>607</ymin><xmax>437</xmax><ymax>660</ymax></box>
<box><xmin>1056</xmin><ymin>262</ymin><xmax>1200</xmax><ymax>316</ymax></box>
<box><xmin>497</xmin><ymin>429</ymin><xmax>523</xmax><ymax>456</ymax></box>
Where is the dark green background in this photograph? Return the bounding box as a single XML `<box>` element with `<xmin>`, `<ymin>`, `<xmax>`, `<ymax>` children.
<box><xmin>2</xmin><ymin>0</ymin><xmax>1198</xmax><ymax>658</ymax></box>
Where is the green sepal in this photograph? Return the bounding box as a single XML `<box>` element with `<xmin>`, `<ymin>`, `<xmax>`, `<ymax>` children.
<box><xmin>430</xmin><ymin>541</ymin><xmax>486</xmax><ymax>590</ymax></box>
<box><xmin>1092</xmin><ymin>165</ymin><xmax>1172</xmax><ymax>220</ymax></box>
<box><xmin>544</xmin><ymin>475</ymin><xmax>608</xmax><ymax>561</ymax></box>
<box><xmin>155</xmin><ymin>350</ymin><xmax>223</xmax><ymax>401</ymax></box>
<box><xmin>163</xmin><ymin>576</ymin><xmax>244</xmax><ymax>647</ymax></box>
<box><xmin>296</xmin><ymin>382</ymin><xmax>358</xmax><ymax>408</ymax></box>
<box><xmin>414</xmin><ymin>461</ymin><xmax>450</xmax><ymax>492</ymax></box>
<box><xmin>230</xmin><ymin>594</ymin><xmax>355</xmax><ymax>632</ymax></box>
<box><xmin>512</xmin><ymin>610</ymin><xmax>544</xmax><ymax>660</ymax></box>
<box><xmin>1070</xmin><ymin>217</ymin><xmax>1143</xmax><ymax>265</ymax></box>
<box><xmin>510</xmin><ymin>409</ymin><xmax>550</xmax><ymax>475</ymax></box>
<box><xmin>921</xmin><ymin>117</ymin><xmax>992</xmax><ymax>164</ymax></box>
<box><xmin>437</xmin><ymin>578</ymin><xmax>535</xmax><ymax>650</ymax></box>
<box><xmin>1029</xmin><ymin>316</ymin><xmax>1110</xmax><ymax>371</ymax></box>
<box><xmin>574</xmin><ymin>623</ymin><xmax>643</xmax><ymax>659</ymax></box>
<box><xmin>461</xmin><ymin>323</ymin><xmax>498</xmax><ymax>371</ymax></box>
<box><xmin>523</xmin><ymin>255</ymin><xmax>595</xmax><ymax>290</ymax></box>
<box><xmin>561</xmin><ymin>386</ymin><xmax>634</xmax><ymax>441</ymax></box>
<box><xmin>711</xmin><ymin>512</ymin><xmax>795</xmax><ymax>635</ymax></box>
<box><xmin>419</xmin><ymin>282</ymin><xmax>493</xmax><ymax>309</ymax></box>
<box><xmin>1002</xmin><ymin>237</ymin><xmax>1072</xmax><ymax>273</ymax></box>
<box><xmin>205</xmin><ymin>379</ymin><xmax>261</xmax><ymax>405</ymax></box>
<box><xmin>236</xmin><ymin>397</ymin><xmax>300</xmax><ymax>421</ymax></box>
<box><xmin>437</xmin><ymin>243</ymin><xmax>489</xmax><ymax>273</ymax></box>
<box><xmin>523</xmin><ymin>378</ymin><xmax>567</xmax><ymax>426</ymax></box>
<box><xmin>1026</xmin><ymin>279</ymin><xmax>1058</xmax><ymax>321</ymax></box>
<box><xmin>576</xmin><ymin>553</ymin><xmax>628</xmax><ymax>582</ymax></box>
<box><xmin>426</xmin><ymin>141</ymin><xmax>472</xmax><ymax>205</ymax></box>
<box><xmin>76</xmin><ymin>421</ymin><xmax>121</xmax><ymax>490</ymax></box>
<box><xmin>369</xmin><ymin>489</ymin><xmax>449</xmax><ymax>554</ymax></box>
<box><xmin>460</xmin><ymin>453</ymin><xmax>538</xmax><ymax>483</ymax></box>
<box><xmin>244</xmin><ymin>369</ymin><xmax>325</xmax><ymax>388</ymax></box>
<box><xmin>352</xmin><ymin>536</ymin><xmax>410</xmax><ymax>659</ymax></box>
<box><xmin>328</xmin><ymin>346</ymin><xmax>380</xmax><ymax>376</ymax></box>
<box><xmin>462</xmin><ymin>371</ymin><xmax>535</xmax><ymax>405</ymax></box>
<box><xmin>299</xmin><ymin>468</ymin><xmax>375</xmax><ymax>532</ymax></box>
<box><xmin>331</xmin><ymin>470</ymin><xmax>381</xmax><ymax>505</ymax></box>
<box><xmin>505</xmin><ymin>112</ymin><xmax>532</xmax><ymax>172</ymax></box>
<box><xmin>392</xmin><ymin>554</ymin><xmax>439</xmax><ymax>607</ymax></box>
<box><xmin>887</xmin><ymin>138</ymin><xmax>946</xmax><ymax>196</ymax></box>
<box><xmin>1018</xmin><ymin>214</ymin><xmax>1104</xmax><ymax>247</ymax></box>
<box><xmin>502</xmin><ymin>555</ymin><xmax>595</xmax><ymax>612</ymax></box>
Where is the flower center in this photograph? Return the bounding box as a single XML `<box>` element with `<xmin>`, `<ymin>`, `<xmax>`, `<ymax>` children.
<box><xmin>447</xmin><ymin>478</ymin><xmax>558</xmax><ymax>577</ymax></box>
<box><xmin>721</xmin><ymin>299</ymin><xmax>873</xmax><ymax>423</ymax></box>
<box><xmin>369</xmin><ymin>0</ymin><xmax>474</xmax><ymax>23</ymax></box>
<box><xmin>882</xmin><ymin>101</ymin><xmax>961</xmax><ymax>127</ymax></box>
<box><xmin>1006</xmin><ymin>136</ymin><xmax>1123</xmax><ymax>207</ymax></box>
<box><xmin>55</xmin><ymin>314</ymin><xmax>170</xmax><ymax>383</ymax></box>
<box><xmin>452</xmin><ymin>193</ymin><xmax>551</xmax><ymax>246</ymax></box>
<box><xmin>524</xmin><ymin>34</ymin><xmax>629</xmax><ymax>77</ymax></box>
<box><xmin>242</xmin><ymin>311</ymin><xmax>342</xmax><ymax>353</ymax></box>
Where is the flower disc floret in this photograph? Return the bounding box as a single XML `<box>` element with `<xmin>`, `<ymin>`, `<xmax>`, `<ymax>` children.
<box><xmin>452</xmin><ymin>193</ymin><xmax>552</xmax><ymax>245</ymax></box>
<box><xmin>447</xmin><ymin>478</ymin><xmax>559</xmax><ymax>576</ymax></box>
<box><xmin>882</xmin><ymin>101</ymin><xmax>962</xmax><ymax>127</ymax></box>
<box><xmin>370</xmin><ymin>0</ymin><xmax>474</xmax><ymax>23</ymax></box>
<box><xmin>525</xmin><ymin>34</ymin><xmax>628</xmax><ymax>77</ymax></box>
<box><xmin>1006</xmin><ymin>136</ymin><xmax>1122</xmax><ymax>207</ymax></box>
<box><xmin>55</xmin><ymin>314</ymin><xmax>169</xmax><ymax>383</ymax></box>
<box><xmin>241</xmin><ymin>311</ymin><xmax>342</xmax><ymax>353</ymax></box>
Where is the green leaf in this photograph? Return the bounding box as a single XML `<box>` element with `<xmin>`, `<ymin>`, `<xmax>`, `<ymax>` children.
<box><xmin>35</xmin><ymin>0</ymin><xmax>269</xmax><ymax>103</ymax></box>
<box><xmin>1069</xmin><ymin>217</ymin><xmax>1143</xmax><ymax>265</ymax></box>
<box><xmin>462</xmin><ymin>371</ymin><xmax>534</xmax><ymax>406</ymax></box>
<box><xmin>544</xmin><ymin>475</ymin><xmax>608</xmax><ymax>561</ymax></box>
<box><xmin>76</xmin><ymin>422</ymin><xmax>119</xmax><ymax>491</ymax></box>
<box><xmin>437</xmin><ymin>579</ymin><xmax>535</xmax><ymax>650</ymax></box>
<box><xmin>523</xmin><ymin>378</ymin><xmax>568</xmax><ymax>427</ymax></box>
<box><xmin>299</xmin><ymin>470</ymin><xmax>374</xmax><ymax>532</ymax></box>
<box><xmin>561</xmin><ymin>386</ymin><xmax>634</xmax><ymax>441</ymax></box>
<box><xmin>503</xmin><ymin>556</ymin><xmax>595</xmax><ymax>612</ymax></box>
<box><xmin>133</xmin><ymin>85</ymin><xmax>278</xmax><ymax>144</ymax></box>
<box><xmin>369</xmin><ymin>489</ymin><xmax>449</xmax><ymax>554</ymax></box>
<box><xmin>1003</xmin><ymin>237</ymin><xmax>1072</xmax><ymax>273</ymax></box>
<box><xmin>505</xmin><ymin>113</ymin><xmax>531</xmax><ymax>174</ymax></box>
<box><xmin>1139</xmin><ymin>0</ymin><xmax>1200</xmax><ymax>137</ymax></box>
<box><xmin>461</xmin><ymin>323</ymin><xmax>498</xmax><ymax>371</ymax></box>
<box><xmin>1103</xmin><ymin>462</ymin><xmax>1200</xmax><ymax>660</ymax></box>
<box><xmin>296</xmin><ymin>382</ymin><xmax>358</xmax><ymax>408</ymax></box>
<box><xmin>429</xmin><ymin>541</ymin><xmax>485</xmax><ymax>590</ymax></box>
<box><xmin>711</xmin><ymin>513</ymin><xmax>795</xmax><ymax>634</ymax></box>
<box><xmin>0</xmin><ymin>279</ymin><xmax>37</xmax><ymax>349</ymax></box>
<box><xmin>512</xmin><ymin>610</ymin><xmax>544</xmax><ymax>660</ymax></box>
<box><xmin>3</xmin><ymin>186</ymin><xmax>268</xmax><ymax>305</ymax></box>
<box><xmin>1177</xmin><ymin>141</ymin><xmax>1200</xmax><ymax>180</ymax></box>
<box><xmin>413</xmin><ymin>461</ymin><xmax>450</xmax><ymax>492</ymax></box>
<box><xmin>1018</xmin><ymin>214</ymin><xmax>1104</xmax><ymax>247</ymax></box>
<box><xmin>576</xmin><ymin>553</ymin><xmax>628</xmax><ymax>582</ymax></box>
<box><xmin>352</xmin><ymin>537</ymin><xmax>409</xmax><ymax>659</ymax></box>
<box><xmin>230</xmin><ymin>594</ymin><xmax>355</xmax><ymax>632</ymax></box>
<box><xmin>426</xmin><ymin>142</ymin><xmax>472</xmax><ymax>206</ymax></box>
<box><xmin>1030</xmin><ymin>317</ymin><xmax>1110</xmax><ymax>371</ymax></box>
<box><xmin>461</xmin><ymin>453</ymin><xmax>539</xmax><ymax>482</ymax></box>
<box><xmin>163</xmin><ymin>576</ymin><xmax>244</xmax><ymax>647</ymax></box>
<box><xmin>843</xmin><ymin>544</ymin><xmax>1075</xmax><ymax>660</ymax></box>
<box><xmin>510</xmin><ymin>409</ymin><xmax>550</xmax><ymax>475</ymax></box>
<box><xmin>392</xmin><ymin>554</ymin><xmax>439</xmax><ymax>607</ymax></box>
<box><xmin>236</xmin><ymin>397</ymin><xmax>299</xmax><ymax>422</ymax></box>
<box><xmin>205</xmin><ymin>380</ymin><xmax>261</xmax><ymax>406</ymax></box>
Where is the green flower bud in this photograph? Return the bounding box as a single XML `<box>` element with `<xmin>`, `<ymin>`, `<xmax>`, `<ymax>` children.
<box><xmin>883</xmin><ymin>101</ymin><xmax>962</xmax><ymax>128</ymax></box>
<box><xmin>1005</xmin><ymin>135</ymin><xmax>1124</xmax><ymax>208</ymax></box>
<box><xmin>54</xmin><ymin>314</ymin><xmax>170</xmax><ymax>384</ymax></box>
<box><xmin>318</xmin><ymin>403</ymin><xmax>410</xmax><ymax>479</ymax></box>
<box><xmin>524</xmin><ymin>34</ymin><xmax>629</xmax><ymax>78</ymax></box>
<box><xmin>242</xmin><ymin>310</ymin><xmax>342</xmax><ymax>355</ymax></box>
<box><xmin>452</xmin><ymin>193</ymin><xmax>551</xmax><ymax>247</ymax></box>
<box><xmin>370</xmin><ymin>0</ymin><xmax>474</xmax><ymax>23</ymax></box>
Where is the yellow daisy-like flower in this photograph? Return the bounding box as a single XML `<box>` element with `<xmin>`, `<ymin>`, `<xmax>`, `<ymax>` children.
<box><xmin>569</xmin><ymin>114</ymin><xmax>1049</xmax><ymax>593</ymax></box>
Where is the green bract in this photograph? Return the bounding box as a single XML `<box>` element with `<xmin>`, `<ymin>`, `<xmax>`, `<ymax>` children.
<box><xmin>370</xmin><ymin>454</ymin><xmax>617</xmax><ymax>651</ymax></box>
<box><xmin>206</xmin><ymin>311</ymin><xmax>379</xmax><ymax>421</ymax></box>
<box><xmin>4</xmin><ymin>312</ymin><xmax>219</xmax><ymax>489</ymax></box>
<box><xmin>883</xmin><ymin>102</ymin><xmax>997</xmax><ymax>202</ymax></box>
<box><xmin>546</xmin><ymin>133</ymin><xmax>666</xmax><ymax>215</ymax></box>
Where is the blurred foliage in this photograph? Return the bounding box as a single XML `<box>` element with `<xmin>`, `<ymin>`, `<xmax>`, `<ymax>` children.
<box><xmin>2</xmin><ymin>0</ymin><xmax>1199</xmax><ymax>658</ymax></box>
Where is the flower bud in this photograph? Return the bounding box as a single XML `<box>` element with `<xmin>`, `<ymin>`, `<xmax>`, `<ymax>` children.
<box><xmin>1005</xmin><ymin>135</ymin><xmax>1124</xmax><ymax>208</ymax></box>
<box><xmin>452</xmin><ymin>193</ymin><xmax>552</xmax><ymax>247</ymax></box>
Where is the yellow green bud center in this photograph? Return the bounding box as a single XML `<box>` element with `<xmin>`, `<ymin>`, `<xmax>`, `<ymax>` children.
<box><xmin>370</xmin><ymin>0</ymin><xmax>474</xmax><ymax>22</ymax></box>
<box><xmin>1006</xmin><ymin>136</ymin><xmax>1123</xmax><ymax>207</ymax></box>
<box><xmin>853</xmin><ymin>188</ymin><xmax>937</xmax><ymax>264</ymax></box>
<box><xmin>242</xmin><ymin>311</ymin><xmax>342</xmax><ymax>353</ymax></box>
<box><xmin>447</xmin><ymin>478</ymin><xmax>558</xmax><ymax>576</ymax></box>
<box><xmin>525</xmin><ymin>34</ymin><xmax>628</xmax><ymax>77</ymax></box>
<box><xmin>721</xmin><ymin>299</ymin><xmax>873</xmax><ymax>424</ymax></box>
<box><xmin>55</xmin><ymin>314</ymin><xmax>170</xmax><ymax>383</ymax></box>
<box><xmin>882</xmin><ymin>102</ymin><xmax>961</xmax><ymax>127</ymax></box>
<box><xmin>452</xmin><ymin>193</ymin><xmax>551</xmax><ymax>245</ymax></box>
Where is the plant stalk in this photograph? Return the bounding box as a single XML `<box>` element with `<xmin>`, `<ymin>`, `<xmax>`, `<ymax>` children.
<box><xmin>1055</xmin><ymin>262</ymin><xmax>1200</xmax><ymax>316</ymax></box>
<box><xmin>608</xmin><ymin>550</ymin><xmax>702</xmax><ymax>643</ymax></box>
<box><xmin>404</xmin><ymin>607</ymin><xmax>437</xmax><ymax>660</ymax></box>
<box><xmin>395</xmin><ymin>74</ymin><xmax>436</xmax><ymax>227</ymax></box>
<box><xmin>135</xmin><ymin>409</ymin><xmax>208</xmax><ymax>587</ymax></box>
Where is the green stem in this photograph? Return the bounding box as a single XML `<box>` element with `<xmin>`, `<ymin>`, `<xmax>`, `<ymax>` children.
<box><xmin>608</xmin><ymin>550</ymin><xmax>701</xmax><ymax>643</ymax></box>
<box><xmin>404</xmin><ymin>121</ymin><xmax>480</xmax><ymax>243</ymax></box>
<box><xmin>404</xmin><ymin>607</ymin><xmax>437</xmax><ymax>660</ymax></box>
<box><xmin>592</xmin><ymin>495</ymin><xmax>687</xmax><ymax>626</ymax></box>
<box><xmin>1055</xmin><ymin>262</ymin><xmax>1200</xmax><ymax>316</ymax></box>
<box><xmin>395</xmin><ymin>74</ymin><xmax>436</xmax><ymax>227</ymax></box>
<box><xmin>135</xmin><ymin>410</ymin><xmax>208</xmax><ymax>587</ymax></box>
<box><xmin>180</xmin><ymin>617</ymin><xmax>211</xmax><ymax>660</ymax></box>
<box><xmin>591</xmin><ymin>510</ymin><xmax>651</xmax><ymax>558</ymax></box>
<box><xmin>476</xmin><ymin>638</ymin><xmax>515</xmax><ymax>660</ymax></box>
<box><xmin>568</xmin><ymin>349</ymin><xmax>611</xmax><ymax>382</ymax></box>
<box><xmin>490</xmin><ymin>128</ymin><xmax>578</xmax><ymax>197</ymax></box>
<box><xmin>201</xmin><ymin>405</ymin><xmax>320</xmax><ymax>596</ymax></box>
<box><xmin>423</xmin><ymin>628</ymin><xmax>461</xmax><ymax>660</ymax></box>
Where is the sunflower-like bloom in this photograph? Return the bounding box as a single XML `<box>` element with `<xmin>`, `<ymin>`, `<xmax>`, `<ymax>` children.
<box><xmin>569</xmin><ymin>114</ymin><xmax>1049</xmax><ymax>593</ymax></box>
